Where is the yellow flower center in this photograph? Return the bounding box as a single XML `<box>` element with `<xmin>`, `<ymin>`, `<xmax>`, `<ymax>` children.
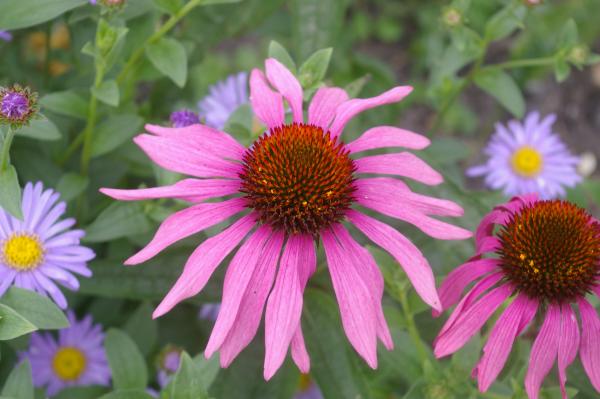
<box><xmin>1</xmin><ymin>234</ymin><xmax>44</xmax><ymax>270</ymax></box>
<box><xmin>52</xmin><ymin>347</ymin><xmax>87</xmax><ymax>381</ymax></box>
<box><xmin>511</xmin><ymin>146</ymin><xmax>543</xmax><ymax>177</ymax></box>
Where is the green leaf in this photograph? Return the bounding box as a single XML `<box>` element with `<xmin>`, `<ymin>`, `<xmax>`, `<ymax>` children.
<box><xmin>92</xmin><ymin>80</ymin><xmax>120</xmax><ymax>107</ymax></box>
<box><xmin>39</xmin><ymin>91</ymin><xmax>88</xmax><ymax>120</ymax></box>
<box><xmin>0</xmin><ymin>165</ymin><xmax>23</xmax><ymax>220</ymax></box>
<box><xmin>91</xmin><ymin>114</ymin><xmax>143</xmax><ymax>158</ymax></box>
<box><xmin>1</xmin><ymin>360</ymin><xmax>33</xmax><ymax>399</ymax></box>
<box><xmin>53</xmin><ymin>386</ymin><xmax>108</xmax><ymax>399</ymax></box>
<box><xmin>56</xmin><ymin>173</ymin><xmax>90</xmax><ymax>202</ymax></box>
<box><xmin>15</xmin><ymin>117</ymin><xmax>61</xmax><ymax>141</ymax></box>
<box><xmin>484</xmin><ymin>3</ymin><xmax>526</xmax><ymax>42</ymax></box>
<box><xmin>98</xmin><ymin>390</ymin><xmax>155</xmax><ymax>399</ymax></box>
<box><xmin>0</xmin><ymin>287</ymin><xmax>68</xmax><ymax>330</ymax></box>
<box><xmin>344</xmin><ymin>74</ymin><xmax>370</xmax><ymax>98</ymax></box>
<box><xmin>0</xmin><ymin>0</ymin><xmax>87</xmax><ymax>30</ymax></box>
<box><xmin>554</xmin><ymin>57</ymin><xmax>571</xmax><ymax>82</ymax></box>
<box><xmin>153</xmin><ymin>0</ymin><xmax>183</xmax><ymax>14</ymax></box>
<box><xmin>0</xmin><ymin>304</ymin><xmax>37</xmax><ymax>340</ymax></box>
<box><xmin>474</xmin><ymin>69</ymin><xmax>524</xmax><ymax>118</ymax></box>
<box><xmin>193</xmin><ymin>354</ymin><xmax>220</xmax><ymax>390</ymax></box>
<box><xmin>303</xmin><ymin>289</ymin><xmax>370</xmax><ymax>399</ymax></box>
<box><xmin>124</xmin><ymin>302</ymin><xmax>157</xmax><ymax>356</ymax></box>
<box><xmin>105</xmin><ymin>329</ymin><xmax>148</xmax><ymax>390</ymax></box>
<box><xmin>298</xmin><ymin>48</ymin><xmax>332</xmax><ymax>89</ymax></box>
<box><xmin>557</xmin><ymin>19</ymin><xmax>578</xmax><ymax>50</ymax></box>
<box><xmin>268</xmin><ymin>41</ymin><xmax>297</xmax><ymax>75</ymax></box>
<box><xmin>84</xmin><ymin>202</ymin><xmax>151</xmax><ymax>243</ymax></box>
<box><xmin>145</xmin><ymin>37</ymin><xmax>188</xmax><ymax>87</ymax></box>
<box><xmin>170</xmin><ymin>352</ymin><xmax>209</xmax><ymax>399</ymax></box>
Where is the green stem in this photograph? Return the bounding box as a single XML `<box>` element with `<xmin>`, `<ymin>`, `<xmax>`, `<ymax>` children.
<box><xmin>1</xmin><ymin>126</ymin><xmax>15</xmax><ymax>171</ymax></box>
<box><xmin>80</xmin><ymin>70</ymin><xmax>104</xmax><ymax>175</ymax></box>
<box><xmin>482</xmin><ymin>56</ymin><xmax>555</xmax><ymax>70</ymax></box>
<box><xmin>398</xmin><ymin>288</ymin><xmax>429</xmax><ymax>364</ymax></box>
<box><xmin>57</xmin><ymin>132</ymin><xmax>84</xmax><ymax>166</ymax></box>
<box><xmin>116</xmin><ymin>0</ymin><xmax>204</xmax><ymax>85</ymax></box>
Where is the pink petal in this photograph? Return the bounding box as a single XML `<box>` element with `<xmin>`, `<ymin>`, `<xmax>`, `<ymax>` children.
<box><xmin>125</xmin><ymin>198</ymin><xmax>247</xmax><ymax>265</ymax></box>
<box><xmin>436</xmin><ymin>272</ymin><xmax>505</xmax><ymax>340</ymax></box>
<box><xmin>355</xmin><ymin>178</ymin><xmax>464</xmax><ymax>217</ymax></box>
<box><xmin>219</xmin><ymin>231</ymin><xmax>285</xmax><ymax>367</ymax></box>
<box><xmin>264</xmin><ymin>235</ymin><xmax>307</xmax><ymax>380</ymax></box>
<box><xmin>475</xmin><ymin>209</ymin><xmax>508</xmax><ymax>250</ymax></box>
<box><xmin>265</xmin><ymin>58</ymin><xmax>303</xmax><ymax>123</ymax></box>
<box><xmin>434</xmin><ymin>282</ymin><xmax>512</xmax><ymax>358</ymax></box>
<box><xmin>476</xmin><ymin>237</ymin><xmax>502</xmax><ymax>255</ymax></box>
<box><xmin>205</xmin><ymin>226</ymin><xmax>272</xmax><ymax>358</ymax></box>
<box><xmin>307</xmin><ymin>87</ymin><xmax>348</xmax><ymax>131</ymax></box>
<box><xmin>291</xmin><ymin>327</ymin><xmax>310</xmax><ymax>373</ymax></box>
<box><xmin>249</xmin><ymin>69</ymin><xmax>285</xmax><ymax>129</ymax></box>
<box><xmin>592</xmin><ymin>284</ymin><xmax>600</xmax><ymax>298</ymax></box>
<box><xmin>144</xmin><ymin>123</ymin><xmax>246</xmax><ymax>160</ymax></box>
<box><xmin>354</xmin><ymin>153</ymin><xmax>443</xmax><ymax>186</ymax></box>
<box><xmin>331</xmin><ymin>224</ymin><xmax>393</xmax><ymax>349</ymax></box>
<box><xmin>134</xmin><ymin>134</ymin><xmax>242</xmax><ymax>178</ymax></box>
<box><xmin>355</xmin><ymin>193</ymin><xmax>472</xmax><ymax>240</ymax></box>
<box><xmin>577</xmin><ymin>298</ymin><xmax>600</xmax><ymax>392</ymax></box>
<box><xmin>557</xmin><ymin>304</ymin><xmax>580</xmax><ymax>399</ymax></box>
<box><xmin>475</xmin><ymin>293</ymin><xmax>538</xmax><ymax>392</ymax></box>
<box><xmin>525</xmin><ymin>304</ymin><xmax>561</xmax><ymax>399</ymax></box>
<box><xmin>100</xmin><ymin>179</ymin><xmax>241</xmax><ymax>203</ymax></box>
<box><xmin>346</xmin><ymin>126</ymin><xmax>430</xmax><ymax>154</ymax></box>
<box><xmin>322</xmin><ymin>229</ymin><xmax>378</xmax><ymax>368</ymax></box>
<box><xmin>435</xmin><ymin>258</ymin><xmax>500</xmax><ymax>316</ymax></box>
<box><xmin>329</xmin><ymin>86</ymin><xmax>413</xmax><ymax>139</ymax></box>
<box><xmin>152</xmin><ymin>214</ymin><xmax>256</xmax><ymax>318</ymax></box>
<box><xmin>347</xmin><ymin>210</ymin><xmax>440</xmax><ymax>311</ymax></box>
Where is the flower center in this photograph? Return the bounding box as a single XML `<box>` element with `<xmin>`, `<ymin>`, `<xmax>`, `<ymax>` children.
<box><xmin>240</xmin><ymin>123</ymin><xmax>356</xmax><ymax>236</ymax></box>
<box><xmin>511</xmin><ymin>146</ymin><xmax>543</xmax><ymax>177</ymax></box>
<box><xmin>52</xmin><ymin>347</ymin><xmax>87</xmax><ymax>381</ymax></box>
<box><xmin>496</xmin><ymin>200</ymin><xmax>600</xmax><ymax>303</ymax></box>
<box><xmin>1</xmin><ymin>91</ymin><xmax>29</xmax><ymax>120</ymax></box>
<box><xmin>1</xmin><ymin>233</ymin><xmax>44</xmax><ymax>270</ymax></box>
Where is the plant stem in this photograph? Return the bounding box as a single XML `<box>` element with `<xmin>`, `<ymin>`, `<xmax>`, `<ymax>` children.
<box><xmin>116</xmin><ymin>0</ymin><xmax>204</xmax><ymax>85</ymax></box>
<box><xmin>80</xmin><ymin>69</ymin><xmax>104</xmax><ymax>175</ymax></box>
<box><xmin>482</xmin><ymin>56</ymin><xmax>555</xmax><ymax>70</ymax></box>
<box><xmin>398</xmin><ymin>288</ymin><xmax>429</xmax><ymax>364</ymax></box>
<box><xmin>0</xmin><ymin>126</ymin><xmax>15</xmax><ymax>171</ymax></box>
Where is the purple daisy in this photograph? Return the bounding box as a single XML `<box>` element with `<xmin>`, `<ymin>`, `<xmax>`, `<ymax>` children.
<box><xmin>198</xmin><ymin>72</ymin><xmax>249</xmax><ymax>130</ymax></box>
<box><xmin>0</xmin><ymin>31</ymin><xmax>12</xmax><ymax>42</ymax></box>
<box><xmin>0</xmin><ymin>182</ymin><xmax>94</xmax><ymax>308</ymax></box>
<box><xmin>170</xmin><ymin>109</ymin><xmax>200</xmax><ymax>128</ymax></box>
<box><xmin>21</xmin><ymin>311</ymin><xmax>111</xmax><ymax>396</ymax></box>
<box><xmin>467</xmin><ymin>111</ymin><xmax>581</xmax><ymax>199</ymax></box>
<box><xmin>156</xmin><ymin>345</ymin><xmax>182</xmax><ymax>388</ymax></box>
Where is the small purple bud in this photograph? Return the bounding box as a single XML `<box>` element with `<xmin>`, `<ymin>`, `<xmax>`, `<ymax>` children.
<box><xmin>0</xmin><ymin>31</ymin><xmax>12</xmax><ymax>42</ymax></box>
<box><xmin>1</xmin><ymin>92</ymin><xmax>29</xmax><ymax>120</ymax></box>
<box><xmin>170</xmin><ymin>109</ymin><xmax>200</xmax><ymax>128</ymax></box>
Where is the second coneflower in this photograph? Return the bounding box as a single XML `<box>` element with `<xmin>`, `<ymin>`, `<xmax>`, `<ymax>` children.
<box><xmin>434</xmin><ymin>194</ymin><xmax>600</xmax><ymax>399</ymax></box>
<box><xmin>101</xmin><ymin>58</ymin><xmax>471</xmax><ymax>379</ymax></box>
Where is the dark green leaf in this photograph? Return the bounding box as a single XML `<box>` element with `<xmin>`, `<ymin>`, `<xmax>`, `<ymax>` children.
<box><xmin>554</xmin><ymin>58</ymin><xmax>571</xmax><ymax>82</ymax></box>
<box><xmin>0</xmin><ymin>165</ymin><xmax>23</xmax><ymax>220</ymax></box>
<box><xmin>98</xmin><ymin>390</ymin><xmax>155</xmax><ymax>399</ymax></box>
<box><xmin>0</xmin><ymin>304</ymin><xmax>37</xmax><ymax>340</ymax></box>
<box><xmin>298</xmin><ymin>48</ymin><xmax>332</xmax><ymax>89</ymax></box>
<box><xmin>193</xmin><ymin>354</ymin><xmax>220</xmax><ymax>390</ymax></box>
<box><xmin>268</xmin><ymin>41</ymin><xmax>297</xmax><ymax>74</ymax></box>
<box><xmin>557</xmin><ymin>19</ymin><xmax>578</xmax><ymax>50</ymax></box>
<box><xmin>484</xmin><ymin>3</ymin><xmax>526</xmax><ymax>42</ymax></box>
<box><xmin>170</xmin><ymin>352</ymin><xmax>209</xmax><ymax>399</ymax></box>
<box><xmin>153</xmin><ymin>0</ymin><xmax>183</xmax><ymax>14</ymax></box>
<box><xmin>123</xmin><ymin>302</ymin><xmax>157</xmax><ymax>356</ymax></box>
<box><xmin>474</xmin><ymin>69</ymin><xmax>524</xmax><ymax>118</ymax></box>
<box><xmin>91</xmin><ymin>114</ymin><xmax>143</xmax><ymax>158</ymax></box>
<box><xmin>1</xmin><ymin>360</ymin><xmax>33</xmax><ymax>399</ymax></box>
<box><xmin>0</xmin><ymin>287</ymin><xmax>68</xmax><ymax>330</ymax></box>
<box><xmin>53</xmin><ymin>386</ymin><xmax>109</xmax><ymax>399</ymax></box>
<box><xmin>92</xmin><ymin>80</ymin><xmax>120</xmax><ymax>107</ymax></box>
<box><xmin>39</xmin><ymin>91</ymin><xmax>88</xmax><ymax>120</ymax></box>
<box><xmin>84</xmin><ymin>202</ymin><xmax>151</xmax><ymax>243</ymax></box>
<box><xmin>0</xmin><ymin>0</ymin><xmax>87</xmax><ymax>30</ymax></box>
<box><xmin>56</xmin><ymin>173</ymin><xmax>89</xmax><ymax>202</ymax></box>
<box><xmin>105</xmin><ymin>329</ymin><xmax>148</xmax><ymax>390</ymax></box>
<box><xmin>16</xmin><ymin>117</ymin><xmax>61</xmax><ymax>141</ymax></box>
<box><xmin>303</xmin><ymin>289</ymin><xmax>370</xmax><ymax>399</ymax></box>
<box><xmin>146</xmin><ymin>37</ymin><xmax>188</xmax><ymax>87</ymax></box>
<box><xmin>344</xmin><ymin>74</ymin><xmax>370</xmax><ymax>98</ymax></box>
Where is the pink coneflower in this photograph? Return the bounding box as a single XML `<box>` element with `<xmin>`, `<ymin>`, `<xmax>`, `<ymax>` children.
<box><xmin>101</xmin><ymin>58</ymin><xmax>471</xmax><ymax>379</ymax></box>
<box><xmin>434</xmin><ymin>194</ymin><xmax>600</xmax><ymax>398</ymax></box>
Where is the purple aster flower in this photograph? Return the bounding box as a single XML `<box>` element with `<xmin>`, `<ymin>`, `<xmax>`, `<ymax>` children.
<box><xmin>156</xmin><ymin>345</ymin><xmax>182</xmax><ymax>388</ymax></box>
<box><xmin>170</xmin><ymin>109</ymin><xmax>200</xmax><ymax>128</ymax></box>
<box><xmin>198</xmin><ymin>302</ymin><xmax>220</xmax><ymax>322</ymax></box>
<box><xmin>0</xmin><ymin>85</ymin><xmax>38</xmax><ymax>126</ymax></box>
<box><xmin>0</xmin><ymin>31</ymin><xmax>12</xmax><ymax>42</ymax></box>
<box><xmin>0</xmin><ymin>182</ymin><xmax>94</xmax><ymax>308</ymax></box>
<box><xmin>21</xmin><ymin>311</ymin><xmax>111</xmax><ymax>396</ymax></box>
<box><xmin>198</xmin><ymin>72</ymin><xmax>249</xmax><ymax>130</ymax></box>
<box><xmin>467</xmin><ymin>111</ymin><xmax>581</xmax><ymax>199</ymax></box>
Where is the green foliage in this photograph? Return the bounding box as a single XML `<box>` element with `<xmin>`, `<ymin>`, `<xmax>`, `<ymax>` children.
<box><xmin>105</xmin><ymin>329</ymin><xmax>148</xmax><ymax>390</ymax></box>
<box><xmin>146</xmin><ymin>38</ymin><xmax>188</xmax><ymax>88</ymax></box>
<box><xmin>0</xmin><ymin>165</ymin><xmax>22</xmax><ymax>219</ymax></box>
<box><xmin>1</xmin><ymin>360</ymin><xmax>33</xmax><ymax>399</ymax></box>
<box><xmin>0</xmin><ymin>288</ymin><xmax>69</xmax><ymax>330</ymax></box>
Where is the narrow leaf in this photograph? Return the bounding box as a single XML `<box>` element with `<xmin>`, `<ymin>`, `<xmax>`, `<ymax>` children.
<box><xmin>0</xmin><ymin>165</ymin><xmax>23</xmax><ymax>220</ymax></box>
<box><xmin>92</xmin><ymin>80</ymin><xmax>120</xmax><ymax>107</ymax></box>
<box><xmin>105</xmin><ymin>329</ymin><xmax>148</xmax><ymax>390</ymax></box>
<box><xmin>474</xmin><ymin>69</ymin><xmax>525</xmax><ymax>118</ymax></box>
<box><xmin>145</xmin><ymin>37</ymin><xmax>188</xmax><ymax>87</ymax></box>
<box><xmin>84</xmin><ymin>202</ymin><xmax>150</xmax><ymax>243</ymax></box>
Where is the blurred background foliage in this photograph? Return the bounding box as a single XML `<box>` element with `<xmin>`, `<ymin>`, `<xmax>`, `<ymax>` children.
<box><xmin>0</xmin><ymin>0</ymin><xmax>599</xmax><ymax>398</ymax></box>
